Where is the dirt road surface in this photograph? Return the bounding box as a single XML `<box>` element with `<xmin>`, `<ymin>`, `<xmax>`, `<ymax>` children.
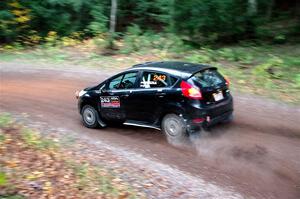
<box><xmin>1</xmin><ymin>62</ymin><xmax>300</xmax><ymax>198</ymax></box>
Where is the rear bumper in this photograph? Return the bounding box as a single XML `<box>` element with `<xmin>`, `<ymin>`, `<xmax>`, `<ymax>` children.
<box><xmin>204</xmin><ymin>110</ymin><xmax>232</xmax><ymax>127</ymax></box>
<box><xmin>185</xmin><ymin>96</ymin><xmax>233</xmax><ymax>132</ymax></box>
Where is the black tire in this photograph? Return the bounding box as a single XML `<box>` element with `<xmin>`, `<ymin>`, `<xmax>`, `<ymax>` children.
<box><xmin>81</xmin><ymin>105</ymin><xmax>99</xmax><ymax>128</ymax></box>
<box><xmin>161</xmin><ymin>114</ymin><xmax>188</xmax><ymax>143</ymax></box>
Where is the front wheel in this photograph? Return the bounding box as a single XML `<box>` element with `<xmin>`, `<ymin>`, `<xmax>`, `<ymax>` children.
<box><xmin>81</xmin><ymin>105</ymin><xmax>99</xmax><ymax>128</ymax></box>
<box><xmin>161</xmin><ymin>114</ymin><xmax>188</xmax><ymax>143</ymax></box>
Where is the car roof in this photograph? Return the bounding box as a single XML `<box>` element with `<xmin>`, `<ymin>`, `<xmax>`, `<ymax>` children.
<box><xmin>126</xmin><ymin>61</ymin><xmax>216</xmax><ymax>79</ymax></box>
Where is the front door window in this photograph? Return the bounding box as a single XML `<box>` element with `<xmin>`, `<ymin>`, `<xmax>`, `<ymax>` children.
<box><xmin>108</xmin><ymin>72</ymin><xmax>138</xmax><ymax>90</ymax></box>
<box><xmin>109</xmin><ymin>75</ymin><xmax>123</xmax><ymax>90</ymax></box>
<box><xmin>119</xmin><ymin>72</ymin><xmax>137</xmax><ymax>89</ymax></box>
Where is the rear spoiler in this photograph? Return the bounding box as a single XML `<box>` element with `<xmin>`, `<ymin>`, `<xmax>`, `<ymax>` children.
<box><xmin>188</xmin><ymin>65</ymin><xmax>217</xmax><ymax>79</ymax></box>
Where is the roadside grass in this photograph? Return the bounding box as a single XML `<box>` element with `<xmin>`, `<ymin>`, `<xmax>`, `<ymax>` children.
<box><xmin>0</xmin><ymin>195</ymin><xmax>25</xmax><ymax>199</ymax></box>
<box><xmin>67</xmin><ymin>161</ymin><xmax>128</xmax><ymax>198</ymax></box>
<box><xmin>0</xmin><ymin>42</ymin><xmax>299</xmax><ymax>103</ymax></box>
<box><xmin>0</xmin><ymin>113</ymin><xmax>13</xmax><ymax>128</ymax></box>
<box><xmin>21</xmin><ymin>128</ymin><xmax>59</xmax><ymax>150</ymax></box>
<box><xmin>0</xmin><ymin>113</ymin><xmax>140</xmax><ymax>198</ymax></box>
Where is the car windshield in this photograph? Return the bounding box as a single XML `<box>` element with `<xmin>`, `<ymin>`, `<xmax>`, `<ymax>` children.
<box><xmin>191</xmin><ymin>69</ymin><xmax>224</xmax><ymax>88</ymax></box>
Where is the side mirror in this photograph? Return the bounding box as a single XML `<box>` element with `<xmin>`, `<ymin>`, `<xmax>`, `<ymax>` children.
<box><xmin>99</xmin><ymin>83</ymin><xmax>107</xmax><ymax>93</ymax></box>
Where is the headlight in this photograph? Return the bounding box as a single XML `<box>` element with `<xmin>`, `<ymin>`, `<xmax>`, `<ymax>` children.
<box><xmin>75</xmin><ymin>90</ymin><xmax>87</xmax><ymax>99</ymax></box>
<box><xmin>79</xmin><ymin>90</ymin><xmax>87</xmax><ymax>97</ymax></box>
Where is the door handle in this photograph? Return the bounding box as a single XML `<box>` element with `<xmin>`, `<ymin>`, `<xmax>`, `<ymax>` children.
<box><xmin>121</xmin><ymin>94</ymin><xmax>129</xmax><ymax>98</ymax></box>
<box><xmin>156</xmin><ymin>93</ymin><xmax>166</xmax><ymax>97</ymax></box>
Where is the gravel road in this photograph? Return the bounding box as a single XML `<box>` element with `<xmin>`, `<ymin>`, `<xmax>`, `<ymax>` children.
<box><xmin>1</xmin><ymin>62</ymin><xmax>300</xmax><ymax>198</ymax></box>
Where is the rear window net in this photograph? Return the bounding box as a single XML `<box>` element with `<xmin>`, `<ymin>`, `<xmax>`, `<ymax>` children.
<box><xmin>192</xmin><ymin>69</ymin><xmax>224</xmax><ymax>88</ymax></box>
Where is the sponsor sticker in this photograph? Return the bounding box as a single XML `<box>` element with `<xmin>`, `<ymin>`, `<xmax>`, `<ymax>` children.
<box><xmin>100</xmin><ymin>96</ymin><xmax>120</xmax><ymax>108</ymax></box>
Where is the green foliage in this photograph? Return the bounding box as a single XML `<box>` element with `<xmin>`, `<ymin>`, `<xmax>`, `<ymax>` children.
<box><xmin>21</xmin><ymin>128</ymin><xmax>58</xmax><ymax>150</ymax></box>
<box><xmin>171</xmin><ymin>0</ymin><xmax>254</xmax><ymax>43</ymax></box>
<box><xmin>185</xmin><ymin>50</ymin><xmax>213</xmax><ymax>63</ymax></box>
<box><xmin>217</xmin><ymin>48</ymin><xmax>254</xmax><ymax>63</ymax></box>
<box><xmin>92</xmin><ymin>36</ymin><xmax>109</xmax><ymax>52</ymax></box>
<box><xmin>0</xmin><ymin>133</ymin><xmax>5</xmax><ymax>144</ymax></box>
<box><xmin>185</xmin><ymin>47</ymin><xmax>256</xmax><ymax>64</ymax></box>
<box><xmin>72</xmin><ymin>162</ymin><xmax>91</xmax><ymax>189</ymax></box>
<box><xmin>0</xmin><ymin>0</ymin><xmax>108</xmax><ymax>43</ymax></box>
<box><xmin>273</xmin><ymin>34</ymin><xmax>286</xmax><ymax>44</ymax></box>
<box><xmin>0</xmin><ymin>0</ymin><xmax>31</xmax><ymax>43</ymax></box>
<box><xmin>0</xmin><ymin>172</ymin><xmax>7</xmax><ymax>186</ymax></box>
<box><xmin>97</xmin><ymin>174</ymin><xmax>119</xmax><ymax>196</ymax></box>
<box><xmin>252</xmin><ymin>56</ymin><xmax>284</xmax><ymax>79</ymax></box>
<box><xmin>295</xmin><ymin>74</ymin><xmax>300</xmax><ymax>89</ymax></box>
<box><xmin>118</xmin><ymin>0</ymin><xmax>170</xmax><ymax>31</ymax></box>
<box><xmin>121</xmin><ymin>25</ymin><xmax>143</xmax><ymax>53</ymax></box>
<box><xmin>217</xmin><ymin>48</ymin><xmax>237</xmax><ymax>61</ymax></box>
<box><xmin>87</xmin><ymin>4</ymin><xmax>108</xmax><ymax>35</ymax></box>
<box><xmin>121</xmin><ymin>24</ymin><xmax>187</xmax><ymax>53</ymax></box>
<box><xmin>0</xmin><ymin>195</ymin><xmax>25</xmax><ymax>199</ymax></box>
<box><xmin>44</xmin><ymin>31</ymin><xmax>59</xmax><ymax>47</ymax></box>
<box><xmin>68</xmin><ymin>161</ymin><xmax>120</xmax><ymax>197</ymax></box>
<box><xmin>0</xmin><ymin>113</ymin><xmax>12</xmax><ymax>128</ymax></box>
<box><xmin>0</xmin><ymin>0</ymin><xmax>298</xmax><ymax>45</ymax></box>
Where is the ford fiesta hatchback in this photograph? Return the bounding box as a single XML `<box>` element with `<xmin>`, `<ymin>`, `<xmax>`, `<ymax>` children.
<box><xmin>76</xmin><ymin>61</ymin><xmax>233</xmax><ymax>141</ymax></box>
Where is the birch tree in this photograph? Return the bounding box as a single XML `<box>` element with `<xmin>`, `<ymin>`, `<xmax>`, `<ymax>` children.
<box><xmin>247</xmin><ymin>0</ymin><xmax>257</xmax><ymax>16</ymax></box>
<box><xmin>108</xmin><ymin>0</ymin><xmax>117</xmax><ymax>49</ymax></box>
<box><xmin>109</xmin><ymin>0</ymin><xmax>117</xmax><ymax>34</ymax></box>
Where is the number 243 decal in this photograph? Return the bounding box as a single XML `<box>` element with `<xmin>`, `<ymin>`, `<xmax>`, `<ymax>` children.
<box><xmin>100</xmin><ymin>96</ymin><xmax>120</xmax><ymax>108</ymax></box>
<box><xmin>153</xmin><ymin>74</ymin><xmax>166</xmax><ymax>81</ymax></box>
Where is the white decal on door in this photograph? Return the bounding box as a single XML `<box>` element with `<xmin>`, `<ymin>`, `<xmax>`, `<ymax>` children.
<box><xmin>100</xmin><ymin>96</ymin><xmax>120</xmax><ymax>108</ymax></box>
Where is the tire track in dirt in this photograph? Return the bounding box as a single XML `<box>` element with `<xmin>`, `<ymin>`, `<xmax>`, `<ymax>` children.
<box><xmin>1</xmin><ymin>65</ymin><xmax>300</xmax><ymax>198</ymax></box>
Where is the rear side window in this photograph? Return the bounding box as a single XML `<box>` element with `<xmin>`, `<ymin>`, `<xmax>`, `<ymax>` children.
<box><xmin>192</xmin><ymin>69</ymin><xmax>224</xmax><ymax>88</ymax></box>
<box><xmin>170</xmin><ymin>76</ymin><xmax>178</xmax><ymax>85</ymax></box>
<box><xmin>140</xmin><ymin>71</ymin><xmax>170</xmax><ymax>88</ymax></box>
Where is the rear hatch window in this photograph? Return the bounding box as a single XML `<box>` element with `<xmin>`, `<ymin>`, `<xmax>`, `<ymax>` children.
<box><xmin>190</xmin><ymin>69</ymin><xmax>228</xmax><ymax>102</ymax></box>
<box><xmin>192</xmin><ymin>69</ymin><xmax>224</xmax><ymax>88</ymax></box>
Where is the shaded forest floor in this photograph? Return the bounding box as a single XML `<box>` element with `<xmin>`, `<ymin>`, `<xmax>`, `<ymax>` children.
<box><xmin>0</xmin><ymin>113</ymin><xmax>142</xmax><ymax>199</ymax></box>
<box><xmin>0</xmin><ymin>42</ymin><xmax>299</xmax><ymax>104</ymax></box>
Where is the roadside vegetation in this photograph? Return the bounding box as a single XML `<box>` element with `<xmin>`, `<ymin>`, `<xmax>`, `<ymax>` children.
<box><xmin>1</xmin><ymin>38</ymin><xmax>299</xmax><ymax>104</ymax></box>
<box><xmin>0</xmin><ymin>113</ymin><xmax>141</xmax><ymax>199</ymax></box>
<box><xmin>0</xmin><ymin>0</ymin><xmax>299</xmax><ymax>103</ymax></box>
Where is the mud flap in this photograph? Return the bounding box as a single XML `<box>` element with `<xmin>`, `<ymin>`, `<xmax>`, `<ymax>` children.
<box><xmin>97</xmin><ymin>115</ymin><xmax>107</xmax><ymax>127</ymax></box>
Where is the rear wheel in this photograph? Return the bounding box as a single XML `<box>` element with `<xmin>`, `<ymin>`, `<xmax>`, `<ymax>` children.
<box><xmin>162</xmin><ymin>114</ymin><xmax>187</xmax><ymax>143</ymax></box>
<box><xmin>81</xmin><ymin>105</ymin><xmax>99</xmax><ymax>128</ymax></box>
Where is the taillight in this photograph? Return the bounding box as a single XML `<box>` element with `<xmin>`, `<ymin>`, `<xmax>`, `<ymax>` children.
<box><xmin>192</xmin><ymin>118</ymin><xmax>205</xmax><ymax>123</ymax></box>
<box><xmin>180</xmin><ymin>81</ymin><xmax>203</xmax><ymax>99</ymax></box>
<box><xmin>225</xmin><ymin>77</ymin><xmax>230</xmax><ymax>87</ymax></box>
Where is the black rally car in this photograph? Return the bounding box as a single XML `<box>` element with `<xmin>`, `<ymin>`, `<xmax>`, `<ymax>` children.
<box><xmin>76</xmin><ymin>61</ymin><xmax>233</xmax><ymax>141</ymax></box>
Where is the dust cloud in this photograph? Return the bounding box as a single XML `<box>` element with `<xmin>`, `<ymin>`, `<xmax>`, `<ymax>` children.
<box><xmin>186</xmin><ymin>127</ymin><xmax>300</xmax><ymax>198</ymax></box>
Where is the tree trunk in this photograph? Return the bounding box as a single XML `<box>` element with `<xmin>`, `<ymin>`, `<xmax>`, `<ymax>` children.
<box><xmin>266</xmin><ymin>0</ymin><xmax>274</xmax><ymax>21</ymax></box>
<box><xmin>169</xmin><ymin>0</ymin><xmax>175</xmax><ymax>32</ymax></box>
<box><xmin>247</xmin><ymin>0</ymin><xmax>257</xmax><ymax>16</ymax></box>
<box><xmin>109</xmin><ymin>0</ymin><xmax>117</xmax><ymax>34</ymax></box>
<box><xmin>108</xmin><ymin>0</ymin><xmax>117</xmax><ymax>49</ymax></box>
<box><xmin>296</xmin><ymin>0</ymin><xmax>300</xmax><ymax>17</ymax></box>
